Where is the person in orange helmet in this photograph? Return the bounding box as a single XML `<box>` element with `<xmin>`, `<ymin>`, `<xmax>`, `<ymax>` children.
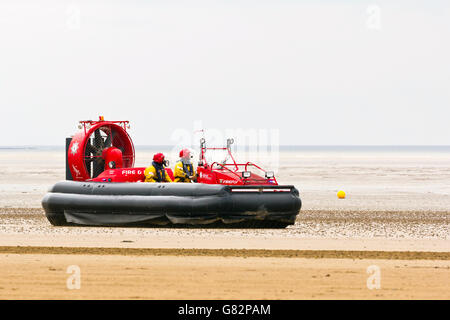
<box><xmin>144</xmin><ymin>153</ymin><xmax>173</xmax><ymax>183</ymax></box>
<box><xmin>174</xmin><ymin>148</ymin><xmax>196</xmax><ymax>183</ymax></box>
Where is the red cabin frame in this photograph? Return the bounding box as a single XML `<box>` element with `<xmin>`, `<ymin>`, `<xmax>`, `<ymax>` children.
<box><xmin>196</xmin><ymin>138</ymin><xmax>278</xmax><ymax>186</ymax></box>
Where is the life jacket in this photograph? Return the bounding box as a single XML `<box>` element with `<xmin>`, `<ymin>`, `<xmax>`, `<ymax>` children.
<box><xmin>176</xmin><ymin>160</ymin><xmax>194</xmax><ymax>182</ymax></box>
<box><xmin>152</xmin><ymin>161</ymin><xmax>166</xmax><ymax>182</ymax></box>
<box><xmin>181</xmin><ymin>161</ymin><xmax>194</xmax><ymax>176</ymax></box>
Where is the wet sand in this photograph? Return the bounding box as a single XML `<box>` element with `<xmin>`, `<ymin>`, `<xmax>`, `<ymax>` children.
<box><xmin>0</xmin><ymin>208</ymin><xmax>448</xmax><ymax>252</ymax></box>
<box><xmin>0</xmin><ymin>149</ymin><xmax>449</xmax><ymax>299</ymax></box>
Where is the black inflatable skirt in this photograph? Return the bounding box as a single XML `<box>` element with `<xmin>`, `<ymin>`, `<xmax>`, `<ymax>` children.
<box><xmin>41</xmin><ymin>181</ymin><xmax>301</xmax><ymax>228</ymax></box>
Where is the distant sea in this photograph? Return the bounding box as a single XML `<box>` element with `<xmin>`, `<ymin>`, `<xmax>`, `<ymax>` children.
<box><xmin>1</xmin><ymin>145</ymin><xmax>449</xmax><ymax>153</ymax></box>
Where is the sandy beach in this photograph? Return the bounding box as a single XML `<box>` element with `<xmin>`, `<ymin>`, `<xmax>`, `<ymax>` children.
<box><xmin>1</xmin><ymin>252</ymin><xmax>449</xmax><ymax>300</ymax></box>
<box><xmin>0</xmin><ymin>148</ymin><xmax>449</xmax><ymax>299</ymax></box>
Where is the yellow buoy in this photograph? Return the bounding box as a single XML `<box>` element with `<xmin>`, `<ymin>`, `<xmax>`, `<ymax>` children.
<box><xmin>337</xmin><ymin>190</ymin><xmax>346</xmax><ymax>199</ymax></box>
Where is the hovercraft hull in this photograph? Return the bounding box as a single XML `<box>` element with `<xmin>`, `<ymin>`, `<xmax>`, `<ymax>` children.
<box><xmin>42</xmin><ymin>181</ymin><xmax>301</xmax><ymax>228</ymax></box>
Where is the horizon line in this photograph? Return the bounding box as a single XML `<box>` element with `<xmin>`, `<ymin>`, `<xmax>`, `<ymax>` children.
<box><xmin>1</xmin><ymin>144</ymin><xmax>450</xmax><ymax>149</ymax></box>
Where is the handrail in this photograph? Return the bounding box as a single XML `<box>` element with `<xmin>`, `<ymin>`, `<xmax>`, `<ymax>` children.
<box><xmin>199</xmin><ymin>139</ymin><xmax>277</xmax><ymax>184</ymax></box>
<box><xmin>210</xmin><ymin>162</ymin><xmax>242</xmax><ymax>179</ymax></box>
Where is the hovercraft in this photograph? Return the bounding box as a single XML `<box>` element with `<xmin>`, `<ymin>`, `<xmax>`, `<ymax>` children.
<box><xmin>41</xmin><ymin>117</ymin><xmax>301</xmax><ymax>228</ymax></box>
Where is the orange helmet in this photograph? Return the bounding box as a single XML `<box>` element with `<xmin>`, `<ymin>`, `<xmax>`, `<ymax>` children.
<box><xmin>179</xmin><ymin>148</ymin><xmax>191</xmax><ymax>159</ymax></box>
<box><xmin>153</xmin><ymin>153</ymin><xmax>165</xmax><ymax>164</ymax></box>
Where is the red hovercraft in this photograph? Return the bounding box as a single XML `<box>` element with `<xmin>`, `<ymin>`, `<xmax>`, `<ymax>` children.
<box><xmin>42</xmin><ymin>117</ymin><xmax>301</xmax><ymax>228</ymax></box>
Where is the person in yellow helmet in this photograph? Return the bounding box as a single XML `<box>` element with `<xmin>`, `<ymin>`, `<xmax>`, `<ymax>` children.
<box><xmin>174</xmin><ymin>148</ymin><xmax>196</xmax><ymax>183</ymax></box>
<box><xmin>144</xmin><ymin>153</ymin><xmax>173</xmax><ymax>183</ymax></box>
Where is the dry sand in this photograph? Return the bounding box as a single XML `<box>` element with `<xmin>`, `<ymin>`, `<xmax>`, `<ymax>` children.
<box><xmin>0</xmin><ymin>253</ymin><xmax>448</xmax><ymax>300</ymax></box>
<box><xmin>0</xmin><ymin>149</ymin><xmax>449</xmax><ymax>299</ymax></box>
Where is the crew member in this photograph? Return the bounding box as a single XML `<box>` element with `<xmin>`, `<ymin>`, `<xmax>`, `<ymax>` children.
<box><xmin>174</xmin><ymin>148</ymin><xmax>196</xmax><ymax>183</ymax></box>
<box><xmin>144</xmin><ymin>153</ymin><xmax>173</xmax><ymax>183</ymax></box>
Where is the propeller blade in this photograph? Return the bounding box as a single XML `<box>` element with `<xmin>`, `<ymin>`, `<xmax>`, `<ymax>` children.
<box><xmin>94</xmin><ymin>129</ymin><xmax>103</xmax><ymax>150</ymax></box>
<box><xmin>104</xmin><ymin>129</ymin><xmax>114</xmax><ymax>147</ymax></box>
<box><xmin>86</xmin><ymin>141</ymin><xmax>97</xmax><ymax>155</ymax></box>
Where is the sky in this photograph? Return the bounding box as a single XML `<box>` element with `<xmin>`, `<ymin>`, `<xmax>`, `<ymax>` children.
<box><xmin>0</xmin><ymin>0</ymin><xmax>449</xmax><ymax>146</ymax></box>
